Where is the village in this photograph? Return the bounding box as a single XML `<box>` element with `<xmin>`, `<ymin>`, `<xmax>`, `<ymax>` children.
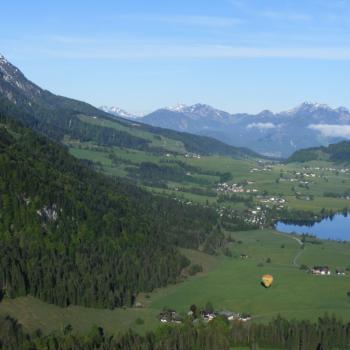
<box><xmin>216</xmin><ymin>182</ymin><xmax>259</xmax><ymax>194</ymax></box>
<box><xmin>250</xmin><ymin>165</ymin><xmax>274</xmax><ymax>173</ymax></box>
<box><xmin>256</xmin><ymin>195</ymin><xmax>286</xmax><ymax>209</ymax></box>
<box><xmin>310</xmin><ymin>266</ymin><xmax>346</xmax><ymax>276</ymax></box>
<box><xmin>304</xmin><ymin>166</ymin><xmax>349</xmax><ymax>174</ymax></box>
<box><xmin>184</xmin><ymin>153</ymin><xmax>201</xmax><ymax>159</ymax></box>
<box><xmin>158</xmin><ymin>306</ymin><xmax>251</xmax><ymax>325</ymax></box>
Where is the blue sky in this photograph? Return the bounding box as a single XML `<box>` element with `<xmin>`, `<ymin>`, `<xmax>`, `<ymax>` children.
<box><xmin>1</xmin><ymin>0</ymin><xmax>350</xmax><ymax>114</ymax></box>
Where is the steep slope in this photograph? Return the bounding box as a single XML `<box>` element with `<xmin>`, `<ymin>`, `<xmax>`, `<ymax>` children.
<box><xmin>0</xmin><ymin>115</ymin><xmax>219</xmax><ymax>308</ymax></box>
<box><xmin>140</xmin><ymin>102</ymin><xmax>350</xmax><ymax>157</ymax></box>
<box><xmin>0</xmin><ymin>55</ymin><xmax>259</xmax><ymax>159</ymax></box>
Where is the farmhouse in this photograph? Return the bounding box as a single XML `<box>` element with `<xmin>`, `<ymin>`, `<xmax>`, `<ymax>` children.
<box><xmin>198</xmin><ymin>308</ymin><xmax>252</xmax><ymax>322</ymax></box>
<box><xmin>217</xmin><ymin>310</ymin><xmax>240</xmax><ymax>321</ymax></box>
<box><xmin>201</xmin><ymin>310</ymin><xmax>216</xmax><ymax>322</ymax></box>
<box><xmin>311</xmin><ymin>266</ymin><xmax>331</xmax><ymax>275</ymax></box>
<box><xmin>336</xmin><ymin>267</ymin><xmax>346</xmax><ymax>276</ymax></box>
<box><xmin>159</xmin><ymin>309</ymin><xmax>182</xmax><ymax>323</ymax></box>
<box><xmin>239</xmin><ymin>314</ymin><xmax>252</xmax><ymax>322</ymax></box>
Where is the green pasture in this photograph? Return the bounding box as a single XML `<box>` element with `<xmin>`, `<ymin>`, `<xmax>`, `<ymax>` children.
<box><xmin>66</xmin><ymin>137</ymin><xmax>350</xmax><ymax>214</ymax></box>
<box><xmin>2</xmin><ymin>229</ymin><xmax>350</xmax><ymax>335</ymax></box>
<box><xmin>78</xmin><ymin>115</ymin><xmax>186</xmax><ymax>153</ymax></box>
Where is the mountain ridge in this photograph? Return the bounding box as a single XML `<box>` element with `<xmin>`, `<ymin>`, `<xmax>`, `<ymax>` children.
<box><xmin>135</xmin><ymin>101</ymin><xmax>350</xmax><ymax>157</ymax></box>
<box><xmin>0</xmin><ymin>54</ymin><xmax>261</xmax><ymax>160</ymax></box>
<box><xmin>101</xmin><ymin>101</ymin><xmax>350</xmax><ymax>122</ymax></box>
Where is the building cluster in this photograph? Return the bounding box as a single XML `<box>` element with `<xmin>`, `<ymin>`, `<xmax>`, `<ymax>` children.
<box><xmin>158</xmin><ymin>308</ymin><xmax>251</xmax><ymax>324</ymax></box>
<box><xmin>246</xmin><ymin>207</ymin><xmax>267</xmax><ymax>226</ymax></box>
<box><xmin>257</xmin><ymin>196</ymin><xmax>286</xmax><ymax>209</ymax></box>
<box><xmin>217</xmin><ymin>182</ymin><xmax>259</xmax><ymax>194</ymax></box>
<box><xmin>280</xmin><ymin>177</ymin><xmax>313</xmax><ymax>184</ymax></box>
<box><xmin>295</xmin><ymin>171</ymin><xmax>317</xmax><ymax>178</ymax></box>
<box><xmin>305</xmin><ymin>166</ymin><xmax>349</xmax><ymax>173</ymax></box>
<box><xmin>159</xmin><ymin>310</ymin><xmax>182</xmax><ymax>324</ymax></box>
<box><xmin>310</xmin><ymin>266</ymin><xmax>345</xmax><ymax>276</ymax></box>
<box><xmin>250</xmin><ymin>165</ymin><xmax>274</xmax><ymax>173</ymax></box>
<box><xmin>198</xmin><ymin>310</ymin><xmax>251</xmax><ymax>323</ymax></box>
<box><xmin>184</xmin><ymin>153</ymin><xmax>201</xmax><ymax>159</ymax></box>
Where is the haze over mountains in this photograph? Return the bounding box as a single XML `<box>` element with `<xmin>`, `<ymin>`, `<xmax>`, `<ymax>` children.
<box><xmin>2</xmin><ymin>50</ymin><xmax>349</xmax><ymax>159</ymax></box>
<box><xmin>102</xmin><ymin>102</ymin><xmax>350</xmax><ymax>158</ymax></box>
<box><xmin>0</xmin><ymin>54</ymin><xmax>259</xmax><ymax>160</ymax></box>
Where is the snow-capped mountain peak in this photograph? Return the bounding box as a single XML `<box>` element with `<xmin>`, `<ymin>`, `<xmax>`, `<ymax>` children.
<box><xmin>166</xmin><ymin>103</ymin><xmax>188</xmax><ymax>112</ymax></box>
<box><xmin>99</xmin><ymin>106</ymin><xmax>142</xmax><ymax>119</ymax></box>
<box><xmin>165</xmin><ymin>103</ymin><xmax>231</xmax><ymax>120</ymax></box>
<box><xmin>281</xmin><ymin>102</ymin><xmax>334</xmax><ymax>116</ymax></box>
<box><xmin>0</xmin><ymin>53</ymin><xmax>9</xmax><ymax>64</ymax></box>
<box><xmin>301</xmin><ymin>102</ymin><xmax>332</xmax><ymax>111</ymax></box>
<box><xmin>0</xmin><ymin>53</ymin><xmax>43</xmax><ymax>100</ymax></box>
<box><xmin>336</xmin><ymin>106</ymin><xmax>350</xmax><ymax>114</ymax></box>
<box><xmin>140</xmin><ymin>101</ymin><xmax>350</xmax><ymax>157</ymax></box>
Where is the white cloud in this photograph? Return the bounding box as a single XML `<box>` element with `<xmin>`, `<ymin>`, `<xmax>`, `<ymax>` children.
<box><xmin>247</xmin><ymin>122</ymin><xmax>277</xmax><ymax>130</ymax></box>
<box><xmin>309</xmin><ymin>124</ymin><xmax>350</xmax><ymax>138</ymax></box>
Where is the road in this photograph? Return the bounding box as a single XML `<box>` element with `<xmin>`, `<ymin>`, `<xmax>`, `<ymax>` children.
<box><xmin>274</xmin><ymin>231</ymin><xmax>304</xmax><ymax>267</ymax></box>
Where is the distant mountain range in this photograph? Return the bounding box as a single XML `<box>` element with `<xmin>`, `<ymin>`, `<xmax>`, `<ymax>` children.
<box><xmin>0</xmin><ymin>54</ymin><xmax>259</xmax><ymax>160</ymax></box>
<box><xmin>101</xmin><ymin>102</ymin><xmax>350</xmax><ymax>157</ymax></box>
<box><xmin>3</xmin><ymin>50</ymin><xmax>348</xmax><ymax>159</ymax></box>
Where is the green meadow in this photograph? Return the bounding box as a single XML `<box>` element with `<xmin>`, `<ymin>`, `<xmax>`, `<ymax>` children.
<box><xmin>2</xmin><ymin>229</ymin><xmax>350</xmax><ymax>335</ymax></box>
<box><xmin>65</xmin><ymin>135</ymin><xmax>350</xmax><ymax>214</ymax></box>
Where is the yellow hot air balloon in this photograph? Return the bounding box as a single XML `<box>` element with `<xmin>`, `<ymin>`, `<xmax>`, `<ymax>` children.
<box><xmin>261</xmin><ymin>274</ymin><xmax>273</xmax><ymax>288</ymax></box>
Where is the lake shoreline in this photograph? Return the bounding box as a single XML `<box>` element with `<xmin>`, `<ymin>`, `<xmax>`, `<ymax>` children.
<box><xmin>276</xmin><ymin>213</ymin><xmax>350</xmax><ymax>241</ymax></box>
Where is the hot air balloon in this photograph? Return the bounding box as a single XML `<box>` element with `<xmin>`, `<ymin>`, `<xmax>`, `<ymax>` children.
<box><xmin>261</xmin><ymin>274</ymin><xmax>273</xmax><ymax>288</ymax></box>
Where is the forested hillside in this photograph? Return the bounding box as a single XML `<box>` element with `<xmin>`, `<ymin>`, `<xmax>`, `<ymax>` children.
<box><xmin>288</xmin><ymin>140</ymin><xmax>350</xmax><ymax>163</ymax></box>
<box><xmin>0</xmin><ymin>116</ymin><xmax>219</xmax><ymax>309</ymax></box>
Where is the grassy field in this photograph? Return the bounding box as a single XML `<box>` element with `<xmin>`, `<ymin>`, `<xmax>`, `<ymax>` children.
<box><xmin>59</xmin><ymin>113</ymin><xmax>350</xmax><ymax>217</ymax></box>
<box><xmin>2</xmin><ymin>229</ymin><xmax>350</xmax><ymax>335</ymax></box>
<box><xmin>65</xmin><ymin>133</ymin><xmax>350</xmax><ymax>215</ymax></box>
<box><xmin>78</xmin><ymin>115</ymin><xmax>187</xmax><ymax>153</ymax></box>
<box><xmin>149</xmin><ymin>229</ymin><xmax>350</xmax><ymax>321</ymax></box>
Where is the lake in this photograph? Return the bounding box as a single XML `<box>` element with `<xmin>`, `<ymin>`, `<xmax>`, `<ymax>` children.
<box><xmin>276</xmin><ymin>214</ymin><xmax>350</xmax><ymax>241</ymax></box>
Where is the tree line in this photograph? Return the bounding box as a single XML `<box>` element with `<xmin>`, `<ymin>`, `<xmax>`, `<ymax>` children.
<box><xmin>1</xmin><ymin>314</ymin><xmax>350</xmax><ymax>350</ymax></box>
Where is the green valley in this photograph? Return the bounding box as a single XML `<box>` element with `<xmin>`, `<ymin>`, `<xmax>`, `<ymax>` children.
<box><xmin>2</xmin><ymin>54</ymin><xmax>350</xmax><ymax>349</ymax></box>
<box><xmin>2</xmin><ymin>229</ymin><xmax>350</xmax><ymax>334</ymax></box>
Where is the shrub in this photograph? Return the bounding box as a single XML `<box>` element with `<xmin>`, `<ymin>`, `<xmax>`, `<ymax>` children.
<box><xmin>188</xmin><ymin>264</ymin><xmax>203</xmax><ymax>276</ymax></box>
<box><xmin>135</xmin><ymin>318</ymin><xmax>144</xmax><ymax>325</ymax></box>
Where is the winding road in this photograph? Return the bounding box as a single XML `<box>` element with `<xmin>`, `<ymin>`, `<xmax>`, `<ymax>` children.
<box><xmin>274</xmin><ymin>231</ymin><xmax>304</xmax><ymax>267</ymax></box>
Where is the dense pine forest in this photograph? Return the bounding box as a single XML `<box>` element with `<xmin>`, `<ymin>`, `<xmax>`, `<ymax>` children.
<box><xmin>1</xmin><ymin>313</ymin><xmax>350</xmax><ymax>350</ymax></box>
<box><xmin>0</xmin><ymin>115</ymin><xmax>222</xmax><ymax>309</ymax></box>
